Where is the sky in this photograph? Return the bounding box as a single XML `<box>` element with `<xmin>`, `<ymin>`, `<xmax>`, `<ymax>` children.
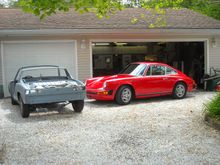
<box><xmin>0</xmin><ymin>0</ymin><xmax>9</xmax><ymax>5</ymax></box>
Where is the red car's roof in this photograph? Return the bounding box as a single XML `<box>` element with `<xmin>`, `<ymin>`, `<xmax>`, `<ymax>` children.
<box><xmin>131</xmin><ymin>62</ymin><xmax>169</xmax><ymax>66</ymax></box>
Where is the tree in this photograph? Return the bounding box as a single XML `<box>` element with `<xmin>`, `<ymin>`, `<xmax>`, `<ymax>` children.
<box><xmin>8</xmin><ymin>0</ymin><xmax>20</xmax><ymax>8</ymax></box>
<box><xmin>18</xmin><ymin>0</ymin><xmax>124</xmax><ymax>19</ymax></box>
<box><xmin>124</xmin><ymin>0</ymin><xmax>220</xmax><ymax>20</ymax></box>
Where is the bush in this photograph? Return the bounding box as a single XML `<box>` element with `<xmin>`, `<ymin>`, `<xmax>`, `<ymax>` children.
<box><xmin>204</xmin><ymin>92</ymin><xmax>220</xmax><ymax>120</ymax></box>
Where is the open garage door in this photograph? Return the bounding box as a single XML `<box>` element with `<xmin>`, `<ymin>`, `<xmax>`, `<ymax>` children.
<box><xmin>92</xmin><ymin>41</ymin><xmax>205</xmax><ymax>88</ymax></box>
<box><xmin>2</xmin><ymin>40</ymin><xmax>77</xmax><ymax>97</ymax></box>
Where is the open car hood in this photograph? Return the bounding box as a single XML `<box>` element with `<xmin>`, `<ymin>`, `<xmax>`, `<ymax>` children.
<box><xmin>27</xmin><ymin>80</ymin><xmax>79</xmax><ymax>89</ymax></box>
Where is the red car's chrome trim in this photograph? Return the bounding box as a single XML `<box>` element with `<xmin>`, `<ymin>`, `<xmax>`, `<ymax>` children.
<box><xmin>136</xmin><ymin>91</ymin><xmax>172</xmax><ymax>97</ymax></box>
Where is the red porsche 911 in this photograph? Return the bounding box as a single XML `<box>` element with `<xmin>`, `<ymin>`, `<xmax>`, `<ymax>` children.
<box><xmin>86</xmin><ymin>62</ymin><xmax>196</xmax><ymax>105</ymax></box>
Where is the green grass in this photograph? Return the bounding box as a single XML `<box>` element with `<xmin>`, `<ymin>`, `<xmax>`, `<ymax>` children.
<box><xmin>204</xmin><ymin>92</ymin><xmax>220</xmax><ymax>120</ymax></box>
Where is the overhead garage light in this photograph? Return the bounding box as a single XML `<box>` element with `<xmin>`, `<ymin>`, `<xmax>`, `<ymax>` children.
<box><xmin>95</xmin><ymin>43</ymin><xmax>110</xmax><ymax>46</ymax></box>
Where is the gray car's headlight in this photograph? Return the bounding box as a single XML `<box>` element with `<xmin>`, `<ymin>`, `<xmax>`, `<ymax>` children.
<box><xmin>74</xmin><ymin>85</ymin><xmax>85</xmax><ymax>91</ymax></box>
<box><xmin>25</xmin><ymin>89</ymin><xmax>37</xmax><ymax>94</ymax></box>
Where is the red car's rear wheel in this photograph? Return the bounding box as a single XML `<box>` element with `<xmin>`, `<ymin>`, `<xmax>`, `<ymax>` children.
<box><xmin>172</xmin><ymin>82</ymin><xmax>187</xmax><ymax>99</ymax></box>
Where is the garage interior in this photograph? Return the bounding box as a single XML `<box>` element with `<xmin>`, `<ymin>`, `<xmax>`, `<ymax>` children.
<box><xmin>92</xmin><ymin>42</ymin><xmax>204</xmax><ymax>87</ymax></box>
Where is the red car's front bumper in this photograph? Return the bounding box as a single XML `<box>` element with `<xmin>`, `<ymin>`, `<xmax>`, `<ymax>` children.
<box><xmin>86</xmin><ymin>88</ymin><xmax>114</xmax><ymax>100</ymax></box>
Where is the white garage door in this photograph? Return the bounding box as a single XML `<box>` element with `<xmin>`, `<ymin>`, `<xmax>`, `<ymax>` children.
<box><xmin>2</xmin><ymin>40</ymin><xmax>77</xmax><ymax>97</ymax></box>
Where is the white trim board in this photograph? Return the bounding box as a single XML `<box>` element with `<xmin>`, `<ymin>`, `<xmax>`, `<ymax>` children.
<box><xmin>91</xmin><ymin>38</ymin><xmax>209</xmax><ymax>42</ymax></box>
<box><xmin>2</xmin><ymin>40</ymin><xmax>76</xmax><ymax>44</ymax></box>
<box><xmin>0</xmin><ymin>41</ymin><xmax>4</xmax><ymax>85</ymax></box>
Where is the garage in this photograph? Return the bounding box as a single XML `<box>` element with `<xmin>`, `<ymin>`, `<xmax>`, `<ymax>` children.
<box><xmin>92</xmin><ymin>41</ymin><xmax>205</xmax><ymax>87</ymax></box>
<box><xmin>2</xmin><ymin>40</ymin><xmax>77</xmax><ymax>97</ymax></box>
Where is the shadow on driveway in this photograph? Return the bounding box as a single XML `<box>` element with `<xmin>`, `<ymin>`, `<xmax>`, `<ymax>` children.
<box><xmin>0</xmin><ymin>100</ymin><xmax>82</xmax><ymax>124</ymax></box>
<box><xmin>86</xmin><ymin>93</ymin><xmax>195</xmax><ymax>108</ymax></box>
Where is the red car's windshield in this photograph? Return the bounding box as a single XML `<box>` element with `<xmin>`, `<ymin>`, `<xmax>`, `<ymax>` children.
<box><xmin>120</xmin><ymin>64</ymin><xmax>147</xmax><ymax>76</ymax></box>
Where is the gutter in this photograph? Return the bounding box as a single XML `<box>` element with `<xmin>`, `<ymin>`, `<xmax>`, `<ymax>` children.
<box><xmin>0</xmin><ymin>28</ymin><xmax>220</xmax><ymax>37</ymax></box>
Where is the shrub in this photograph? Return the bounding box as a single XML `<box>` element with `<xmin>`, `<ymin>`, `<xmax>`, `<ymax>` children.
<box><xmin>204</xmin><ymin>92</ymin><xmax>220</xmax><ymax>120</ymax></box>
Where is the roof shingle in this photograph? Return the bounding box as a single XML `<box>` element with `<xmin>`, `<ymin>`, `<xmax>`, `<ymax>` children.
<box><xmin>0</xmin><ymin>8</ymin><xmax>220</xmax><ymax>30</ymax></box>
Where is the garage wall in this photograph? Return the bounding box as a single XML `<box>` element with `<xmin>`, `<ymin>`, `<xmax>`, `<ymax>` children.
<box><xmin>77</xmin><ymin>38</ymin><xmax>91</xmax><ymax>81</ymax></box>
<box><xmin>0</xmin><ymin>42</ymin><xmax>2</xmax><ymax>84</ymax></box>
<box><xmin>0</xmin><ymin>41</ymin><xmax>3</xmax><ymax>98</ymax></box>
<box><xmin>209</xmin><ymin>37</ymin><xmax>220</xmax><ymax>71</ymax></box>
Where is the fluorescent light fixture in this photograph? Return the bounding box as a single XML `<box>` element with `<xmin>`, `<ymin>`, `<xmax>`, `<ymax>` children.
<box><xmin>114</xmin><ymin>42</ymin><xmax>127</xmax><ymax>46</ymax></box>
<box><xmin>95</xmin><ymin>43</ymin><xmax>110</xmax><ymax>46</ymax></box>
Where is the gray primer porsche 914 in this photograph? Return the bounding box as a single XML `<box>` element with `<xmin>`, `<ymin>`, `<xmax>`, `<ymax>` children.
<box><xmin>8</xmin><ymin>65</ymin><xmax>85</xmax><ymax>118</ymax></box>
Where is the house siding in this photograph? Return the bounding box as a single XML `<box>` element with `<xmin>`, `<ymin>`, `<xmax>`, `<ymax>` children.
<box><xmin>76</xmin><ymin>38</ymin><xmax>91</xmax><ymax>82</ymax></box>
<box><xmin>209</xmin><ymin>38</ymin><xmax>220</xmax><ymax>71</ymax></box>
<box><xmin>0</xmin><ymin>41</ymin><xmax>3</xmax><ymax>98</ymax></box>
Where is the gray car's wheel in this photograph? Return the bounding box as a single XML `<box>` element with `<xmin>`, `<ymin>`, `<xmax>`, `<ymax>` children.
<box><xmin>115</xmin><ymin>85</ymin><xmax>133</xmax><ymax>105</ymax></box>
<box><xmin>172</xmin><ymin>82</ymin><xmax>187</xmax><ymax>99</ymax></box>
<box><xmin>71</xmin><ymin>100</ymin><xmax>84</xmax><ymax>112</ymax></box>
<box><xmin>11</xmin><ymin>97</ymin><xmax>18</xmax><ymax>105</ymax></box>
<box><xmin>19</xmin><ymin>96</ymin><xmax>30</xmax><ymax>118</ymax></box>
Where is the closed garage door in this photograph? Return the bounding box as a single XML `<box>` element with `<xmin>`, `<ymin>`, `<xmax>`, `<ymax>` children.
<box><xmin>2</xmin><ymin>40</ymin><xmax>77</xmax><ymax>97</ymax></box>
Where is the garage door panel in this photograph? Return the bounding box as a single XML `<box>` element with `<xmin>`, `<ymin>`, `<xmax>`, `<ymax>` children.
<box><xmin>3</xmin><ymin>41</ymin><xmax>76</xmax><ymax>97</ymax></box>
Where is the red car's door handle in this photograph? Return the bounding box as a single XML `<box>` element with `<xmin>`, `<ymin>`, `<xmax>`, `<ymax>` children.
<box><xmin>163</xmin><ymin>77</ymin><xmax>169</xmax><ymax>80</ymax></box>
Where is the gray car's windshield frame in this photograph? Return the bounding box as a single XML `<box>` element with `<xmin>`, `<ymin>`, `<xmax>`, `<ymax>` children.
<box><xmin>15</xmin><ymin>67</ymin><xmax>71</xmax><ymax>81</ymax></box>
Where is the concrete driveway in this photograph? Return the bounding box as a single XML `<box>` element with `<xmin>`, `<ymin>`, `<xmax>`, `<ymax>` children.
<box><xmin>0</xmin><ymin>91</ymin><xmax>220</xmax><ymax>165</ymax></box>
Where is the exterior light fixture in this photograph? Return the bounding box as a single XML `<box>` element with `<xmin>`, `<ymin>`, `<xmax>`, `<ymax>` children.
<box><xmin>211</xmin><ymin>37</ymin><xmax>217</xmax><ymax>48</ymax></box>
<box><xmin>81</xmin><ymin>39</ymin><xmax>86</xmax><ymax>49</ymax></box>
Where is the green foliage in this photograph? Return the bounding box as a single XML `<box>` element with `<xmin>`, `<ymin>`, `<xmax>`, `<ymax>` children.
<box><xmin>125</xmin><ymin>0</ymin><xmax>220</xmax><ymax>20</ymax></box>
<box><xmin>5</xmin><ymin>0</ymin><xmax>220</xmax><ymax>27</ymax></box>
<box><xmin>18</xmin><ymin>0</ymin><xmax>123</xmax><ymax>19</ymax></box>
<box><xmin>204</xmin><ymin>92</ymin><xmax>220</xmax><ymax>120</ymax></box>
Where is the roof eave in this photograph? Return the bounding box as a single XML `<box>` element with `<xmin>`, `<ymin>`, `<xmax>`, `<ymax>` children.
<box><xmin>0</xmin><ymin>28</ymin><xmax>220</xmax><ymax>37</ymax></box>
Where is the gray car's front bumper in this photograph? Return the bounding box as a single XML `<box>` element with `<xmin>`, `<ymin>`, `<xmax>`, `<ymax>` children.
<box><xmin>23</xmin><ymin>88</ymin><xmax>85</xmax><ymax>104</ymax></box>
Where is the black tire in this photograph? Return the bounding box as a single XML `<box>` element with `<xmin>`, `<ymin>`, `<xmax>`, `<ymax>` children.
<box><xmin>71</xmin><ymin>100</ymin><xmax>84</xmax><ymax>112</ymax></box>
<box><xmin>11</xmin><ymin>97</ymin><xmax>18</xmax><ymax>105</ymax></box>
<box><xmin>172</xmin><ymin>82</ymin><xmax>187</xmax><ymax>99</ymax></box>
<box><xmin>19</xmin><ymin>96</ymin><xmax>30</xmax><ymax>118</ymax></box>
<box><xmin>115</xmin><ymin>85</ymin><xmax>133</xmax><ymax>105</ymax></box>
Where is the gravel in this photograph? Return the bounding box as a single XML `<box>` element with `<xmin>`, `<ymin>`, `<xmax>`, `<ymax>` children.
<box><xmin>1</xmin><ymin>91</ymin><xmax>220</xmax><ymax>165</ymax></box>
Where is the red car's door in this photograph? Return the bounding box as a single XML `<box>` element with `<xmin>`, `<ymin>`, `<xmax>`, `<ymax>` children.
<box><xmin>136</xmin><ymin>64</ymin><xmax>174</xmax><ymax>97</ymax></box>
<box><xmin>163</xmin><ymin>66</ymin><xmax>180</xmax><ymax>92</ymax></box>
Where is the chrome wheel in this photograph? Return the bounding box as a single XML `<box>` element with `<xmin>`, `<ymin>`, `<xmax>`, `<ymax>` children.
<box><xmin>121</xmin><ymin>88</ymin><xmax>132</xmax><ymax>103</ymax></box>
<box><xmin>175</xmin><ymin>84</ymin><xmax>186</xmax><ymax>98</ymax></box>
<box><xmin>115</xmin><ymin>85</ymin><xmax>133</xmax><ymax>105</ymax></box>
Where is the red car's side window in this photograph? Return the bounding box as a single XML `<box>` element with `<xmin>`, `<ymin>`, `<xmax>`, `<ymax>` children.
<box><xmin>166</xmin><ymin>67</ymin><xmax>177</xmax><ymax>75</ymax></box>
<box><xmin>146</xmin><ymin>65</ymin><xmax>165</xmax><ymax>76</ymax></box>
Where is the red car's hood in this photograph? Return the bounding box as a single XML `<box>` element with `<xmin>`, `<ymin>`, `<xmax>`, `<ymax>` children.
<box><xmin>86</xmin><ymin>74</ymin><xmax>134</xmax><ymax>89</ymax></box>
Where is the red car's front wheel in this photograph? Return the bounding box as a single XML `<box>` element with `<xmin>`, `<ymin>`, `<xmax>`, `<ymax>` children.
<box><xmin>115</xmin><ymin>85</ymin><xmax>133</xmax><ymax>105</ymax></box>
